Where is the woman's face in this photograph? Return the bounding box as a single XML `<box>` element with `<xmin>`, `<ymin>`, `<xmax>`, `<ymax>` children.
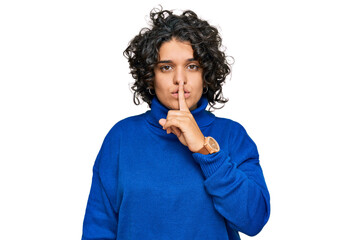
<box><xmin>153</xmin><ymin>38</ymin><xmax>204</xmax><ymax>111</ymax></box>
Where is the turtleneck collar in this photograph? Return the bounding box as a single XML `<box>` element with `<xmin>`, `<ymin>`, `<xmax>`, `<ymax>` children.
<box><xmin>144</xmin><ymin>96</ymin><xmax>215</xmax><ymax>132</ymax></box>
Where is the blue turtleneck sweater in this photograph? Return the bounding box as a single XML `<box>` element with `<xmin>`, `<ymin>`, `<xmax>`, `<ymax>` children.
<box><xmin>82</xmin><ymin>96</ymin><xmax>270</xmax><ymax>240</ymax></box>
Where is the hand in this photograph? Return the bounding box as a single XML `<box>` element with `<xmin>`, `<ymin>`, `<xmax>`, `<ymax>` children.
<box><xmin>159</xmin><ymin>81</ymin><xmax>205</xmax><ymax>153</ymax></box>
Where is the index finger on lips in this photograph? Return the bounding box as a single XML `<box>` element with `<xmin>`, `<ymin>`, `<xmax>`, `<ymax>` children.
<box><xmin>178</xmin><ymin>80</ymin><xmax>189</xmax><ymax>111</ymax></box>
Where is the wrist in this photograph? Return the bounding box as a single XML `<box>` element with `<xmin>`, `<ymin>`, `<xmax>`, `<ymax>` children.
<box><xmin>194</xmin><ymin>136</ymin><xmax>207</xmax><ymax>154</ymax></box>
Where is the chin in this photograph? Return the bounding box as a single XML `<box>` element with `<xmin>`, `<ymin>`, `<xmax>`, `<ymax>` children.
<box><xmin>169</xmin><ymin>101</ymin><xmax>179</xmax><ymax>110</ymax></box>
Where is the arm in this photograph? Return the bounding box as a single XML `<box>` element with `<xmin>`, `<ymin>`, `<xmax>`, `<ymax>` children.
<box><xmin>82</xmin><ymin>127</ymin><xmax>121</xmax><ymax>240</ymax></box>
<box><xmin>158</xmin><ymin>81</ymin><xmax>270</xmax><ymax>235</ymax></box>
<box><xmin>192</xmin><ymin>122</ymin><xmax>270</xmax><ymax>236</ymax></box>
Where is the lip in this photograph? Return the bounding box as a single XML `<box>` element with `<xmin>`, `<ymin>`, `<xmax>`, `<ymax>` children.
<box><xmin>171</xmin><ymin>91</ymin><xmax>191</xmax><ymax>99</ymax></box>
<box><xmin>171</xmin><ymin>88</ymin><xmax>190</xmax><ymax>94</ymax></box>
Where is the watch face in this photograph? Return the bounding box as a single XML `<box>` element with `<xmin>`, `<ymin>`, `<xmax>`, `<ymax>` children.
<box><xmin>208</xmin><ymin>137</ymin><xmax>220</xmax><ymax>151</ymax></box>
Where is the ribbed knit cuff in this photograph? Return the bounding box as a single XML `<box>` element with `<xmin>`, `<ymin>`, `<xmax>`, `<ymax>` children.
<box><xmin>192</xmin><ymin>150</ymin><xmax>228</xmax><ymax>178</ymax></box>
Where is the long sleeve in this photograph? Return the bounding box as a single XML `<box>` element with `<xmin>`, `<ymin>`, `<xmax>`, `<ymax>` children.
<box><xmin>82</xmin><ymin>126</ymin><xmax>121</xmax><ymax>240</ymax></box>
<box><xmin>192</xmin><ymin>121</ymin><xmax>270</xmax><ymax>236</ymax></box>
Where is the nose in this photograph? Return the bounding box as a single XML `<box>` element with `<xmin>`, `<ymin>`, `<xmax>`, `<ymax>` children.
<box><xmin>173</xmin><ymin>67</ymin><xmax>186</xmax><ymax>85</ymax></box>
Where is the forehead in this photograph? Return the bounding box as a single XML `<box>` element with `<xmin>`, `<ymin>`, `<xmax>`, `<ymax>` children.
<box><xmin>158</xmin><ymin>39</ymin><xmax>194</xmax><ymax>61</ymax></box>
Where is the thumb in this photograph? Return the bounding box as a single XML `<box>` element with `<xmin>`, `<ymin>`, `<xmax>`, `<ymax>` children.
<box><xmin>159</xmin><ymin>118</ymin><xmax>166</xmax><ymax>127</ymax></box>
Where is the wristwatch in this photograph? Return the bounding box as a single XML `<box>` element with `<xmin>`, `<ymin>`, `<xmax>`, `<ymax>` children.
<box><xmin>197</xmin><ymin>136</ymin><xmax>220</xmax><ymax>155</ymax></box>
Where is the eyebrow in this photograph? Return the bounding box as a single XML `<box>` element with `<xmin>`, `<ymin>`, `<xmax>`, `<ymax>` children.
<box><xmin>157</xmin><ymin>58</ymin><xmax>197</xmax><ymax>64</ymax></box>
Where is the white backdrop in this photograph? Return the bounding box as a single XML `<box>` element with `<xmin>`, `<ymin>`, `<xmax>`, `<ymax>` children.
<box><xmin>1</xmin><ymin>0</ymin><xmax>361</xmax><ymax>239</ymax></box>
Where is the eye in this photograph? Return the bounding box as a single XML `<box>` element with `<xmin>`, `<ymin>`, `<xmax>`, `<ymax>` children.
<box><xmin>160</xmin><ymin>65</ymin><xmax>172</xmax><ymax>72</ymax></box>
<box><xmin>187</xmin><ymin>64</ymin><xmax>200</xmax><ymax>71</ymax></box>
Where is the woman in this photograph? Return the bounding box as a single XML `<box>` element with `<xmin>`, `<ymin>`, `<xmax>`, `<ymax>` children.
<box><xmin>82</xmin><ymin>8</ymin><xmax>270</xmax><ymax>240</ymax></box>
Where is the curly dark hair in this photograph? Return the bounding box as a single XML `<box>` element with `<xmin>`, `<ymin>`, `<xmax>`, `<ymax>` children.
<box><xmin>123</xmin><ymin>7</ymin><xmax>232</xmax><ymax>110</ymax></box>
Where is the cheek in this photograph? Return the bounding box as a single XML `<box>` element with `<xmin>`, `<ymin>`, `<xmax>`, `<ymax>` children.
<box><xmin>193</xmin><ymin>74</ymin><xmax>204</xmax><ymax>92</ymax></box>
<box><xmin>153</xmin><ymin>75</ymin><xmax>164</xmax><ymax>89</ymax></box>
<box><xmin>154</xmin><ymin>78</ymin><xmax>171</xmax><ymax>97</ymax></box>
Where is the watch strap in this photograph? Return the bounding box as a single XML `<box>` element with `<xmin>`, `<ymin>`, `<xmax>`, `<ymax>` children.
<box><xmin>197</xmin><ymin>144</ymin><xmax>209</xmax><ymax>155</ymax></box>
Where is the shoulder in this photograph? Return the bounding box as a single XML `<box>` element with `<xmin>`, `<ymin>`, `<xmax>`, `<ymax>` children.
<box><xmin>111</xmin><ymin>113</ymin><xmax>145</xmax><ymax>129</ymax></box>
<box><xmin>212</xmin><ymin>116</ymin><xmax>248</xmax><ymax>135</ymax></box>
<box><xmin>212</xmin><ymin>116</ymin><xmax>258</xmax><ymax>154</ymax></box>
<box><xmin>103</xmin><ymin>113</ymin><xmax>146</xmax><ymax>143</ymax></box>
<box><xmin>95</xmin><ymin>113</ymin><xmax>146</xmax><ymax>166</ymax></box>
